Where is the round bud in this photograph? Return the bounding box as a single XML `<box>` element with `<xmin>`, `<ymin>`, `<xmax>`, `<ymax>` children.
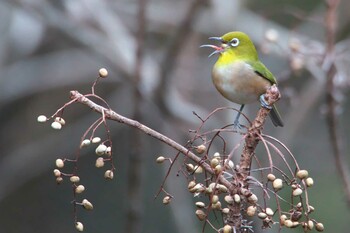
<box><xmin>213</xmin><ymin>152</ymin><xmax>220</xmax><ymax>158</ymax></box>
<box><xmin>246</xmin><ymin>206</ymin><xmax>256</xmax><ymax>216</ymax></box>
<box><xmin>95</xmin><ymin>157</ymin><xmax>104</xmax><ymax>168</ymax></box>
<box><xmin>104</xmin><ymin>170</ymin><xmax>114</xmax><ymax>179</ymax></box>
<box><xmin>222</xmin><ymin>208</ymin><xmax>230</xmax><ymax>214</ymax></box>
<box><xmin>56</xmin><ymin>177</ymin><xmax>63</xmax><ymax>184</ymax></box>
<box><xmin>265</xmin><ymin>208</ymin><xmax>274</xmax><ymax>216</ymax></box>
<box><xmin>211</xmin><ymin>201</ymin><xmax>221</xmax><ymax>210</ymax></box>
<box><xmin>194</xmin><ymin>165</ymin><xmax>203</xmax><ymax>174</ymax></box>
<box><xmin>224</xmin><ymin>159</ymin><xmax>234</xmax><ymax>169</ymax></box>
<box><xmin>51</xmin><ymin>121</ymin><xmax>62</xmax><ymax>130</ymax></box>
<box><xmin>247</xmin><ymin>194</ymin><xmax>258</xmax><ymax>204</ymax></box>
<box><xmin>224</xmin><ymin>195</ymin><xmax>234</xmax><ymax>204</ymax></box>
<box><xmin>308</xmin><ymin>205</ymin><xmax>315</xmax><ymax>212</ymax></box>
<box><xmin>273</xmin><ymin>178</ymin><xmax>283</xmax><ymax>190</ymax></box>
<box><xmin>37</xmin><ymin>115</ymin><xmax>47</xmax><ymax>123</ymax></box>
<box><xmin>211</xmin><ymin>195</ymin><xmax>219</xmax><ymax>204</ymax></box>
<box><xmin>188</xmin><ymin>181</ymin><xmax>196</xmax><ymax>190</ymax></box>
<box><xmin>75</xmin><ymin>185</ymin><xmax>85</xmax><ymax>194</ymax></box>
<box><xmin>95</xmin><ymin>144</ymin><xmax>107</xmax><ymax>156</ymax></box>
<box><xmin>70</xmin><ymin>176</ymin><xmax>80</xmax><ymax>183</ymax></box>
<box><xmin>214</xmin><ymin>165</ymin><xmax>223</xmax><ymax>174</ymax></box>
<box><xmin>80</xmin><ymin>139</ymin><xmax>91</xmax><ymax>148</ymax></box>
<box><xmin>54</xmin><ymin>117</ymin><xmax>65</xmax><ymax>125</ymax></box>
<box><xmin>186</xmin><ymin>163</ymin><xmax>194</xmax><ymax>172</ymax></box>
<box><xmin>267</xmin><ymin>173</ymin><xmax>276</xmax><ymax>181</ymax></box>
<box><xmin>190</xmin><ymin>184</ymin><xmax>205</xmax><ymax>193</ymax></box>
<box><xmin>208</xmin><ymin>183</ymin><xmax>216</xmax><ymax>191</ymax></box>
<box><xmin>195</xmin><ymin>209</ymin><xmax>206</xmax><ymax>221</ymax></box>
<box><xmin>315</xmin><ymin>223</ymin><xmax>324</xmax><ymax>232</ymax></box>
<box><xmin>218</xmin><ymin>184</ymin><xmax>228</xmax><ymax>193</ymax></box>
<box><xmin>305</xmin><ymin>177</ymin><xmax>314</xmax><ymax>187</ymax></box>
<box><xmin>156</xmin><ymin>156</ymin><xmax>165</xmax><ymax>163</ymax></box>
<box><xmin>223</xmin><ymin>225</ymin><xmax>232</xmax><ymax>233</ymax></box>
<box><xmin>91</xmin><ymin>137</ymin><xmax>101</xmax><ymax>144</ymax></box>
<box><xmin>296</xmin><ymin>170</ymin><xmax>309</xmax><ymax>179</ymax></box>
<box><xmin>307</xmin><ymin>220</ymin><xmax>314</xmax><ymax>230</ymax></box>
<box><xmin>75</xmin><ymin>222</ymin><xmax>84</xmax><ymax>232</ymax></box>
<box><xmin>234</xmin><ymin>194</ymin><xmax>241</xmax><ymax>203</ymax></box>
<box><xmin>210</xmin><ymin>158</ymin><xmax>219</xmax><ymax>168</ymax></box>
<box><xmin>82</xmin><ymin>199</ymin><xmax>93</xmax><ymax>210</ymax></box>
<box><xmin>280</xmin><ymin>214</ymin><xmax>287</xmax><ymax>225</ymax></box>
<box><xmin>55</xmin><ymin>159</ymin><xmax>64</xmax><ymax>168</ymax></box>
<box><xmin>99</xmin><ymin>68</ymin><xmax>108</xmax><ymax>78</ymax></box>
<box><xmin>258</xmin><ymin>212</ymin><xmax>267</xmax><ymax>219</ymax></box>
<box><xmin>296</xmin><ymin>202</ymin><xmax>302</xmax><ymax>208</ymax></box>
<box><xmin>163</xmin><ymin>196</ymin><xmax>171</xmax><ymax>205</ymax></box>
<box><xmin>195</xmin><ymin>202</ymin><xmax>205</xmax><ymax>208</ymax></box>
<box><xmin>105</xmin><ymin>147</ymin><xmax>112</xmax><ymax>156</ymax></box>
<box><xmin>292</xmin><ymin>188</ymin><xmax>303</xmax><ymax>196</ymax></box>
<box><xmin>284</xmin><ymin>219</ymin><xmax>293</xmax><ymax>228</ymax></box>
<box><xmin>196</xmin><ymin>144</ymin><xmax>206</xmax><ymax>154</ymax></box>
<box><xmin>53</xmin><ymin>169</ymin><xmax>61</xmax><ymax>177</ymax></box>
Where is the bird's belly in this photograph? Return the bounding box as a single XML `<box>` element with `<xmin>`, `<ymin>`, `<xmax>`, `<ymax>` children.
<box><xmin>212</xmin><ymin>62</ymin><xmax>271</xmax><ymax>104</ymax></box>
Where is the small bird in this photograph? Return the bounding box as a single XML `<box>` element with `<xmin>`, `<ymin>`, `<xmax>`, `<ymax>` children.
<box><xmin>201</xmin><ymin>31</ymin><xmax>283</xmax><ymax>127</ymax></box>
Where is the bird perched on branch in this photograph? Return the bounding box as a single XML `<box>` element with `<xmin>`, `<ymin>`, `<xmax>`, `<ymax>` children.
<box><xmin>201</xmin><ymin>31</ymin><xmax>283</xmax><ymax>127</ymax></box>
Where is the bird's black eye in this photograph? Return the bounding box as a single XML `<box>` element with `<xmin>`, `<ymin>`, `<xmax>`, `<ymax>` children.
<box><xmin>230</xmin><ymin>38</ymin><xmax>240</xmax><ymax>47</ymax></box>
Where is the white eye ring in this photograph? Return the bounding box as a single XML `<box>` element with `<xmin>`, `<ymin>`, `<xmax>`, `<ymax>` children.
<box><xmin>230</xmin><ymin>38</ymin><xmax>239</xmax><ymax>47</ymax></box>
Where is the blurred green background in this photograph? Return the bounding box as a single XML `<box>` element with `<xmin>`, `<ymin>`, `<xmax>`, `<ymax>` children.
<box><xmin>1</xmin><ymin>0</ymin><xmax>350</xmax><ymax>232</ymax></box>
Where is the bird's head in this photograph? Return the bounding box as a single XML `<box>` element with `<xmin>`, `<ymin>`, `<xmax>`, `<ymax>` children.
<box><xmin>200</xmin><ymin>31</ymin><xmax>258</xmax><ymax>63</ymax></box>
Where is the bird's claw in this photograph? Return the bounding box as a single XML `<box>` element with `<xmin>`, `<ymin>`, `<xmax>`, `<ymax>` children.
<box><xmin>259</xmin><ymin>94</ymin><xmax>272</xmax><ymax>109</ymax></box>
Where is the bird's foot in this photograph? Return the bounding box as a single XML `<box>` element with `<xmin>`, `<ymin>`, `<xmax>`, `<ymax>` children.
<box><xmin>259</xmin><ymin>94</ymin><xmax>272</xmax><ymax>109</ymax></box>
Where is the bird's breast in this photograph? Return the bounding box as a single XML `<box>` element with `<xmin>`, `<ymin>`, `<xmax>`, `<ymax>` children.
<box><xmin>212</xmin><ymin>61</ymin><xmax>271</xmax><ymax>104</ymax></box>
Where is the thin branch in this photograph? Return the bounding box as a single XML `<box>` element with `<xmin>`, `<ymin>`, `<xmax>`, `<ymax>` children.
<box><xmin>69</xmin><ymin>90</ymin><xmax>234</xmax><ymax>190</ymax></box>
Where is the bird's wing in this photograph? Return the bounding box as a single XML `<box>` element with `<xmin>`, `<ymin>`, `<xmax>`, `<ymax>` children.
<box><xmin>248</xmin><ymin>60</ymin><xmax>277</xmax><ymax>84</ymax></box>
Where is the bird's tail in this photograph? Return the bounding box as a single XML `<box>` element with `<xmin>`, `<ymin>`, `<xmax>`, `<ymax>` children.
<box><xmin>269</xmin><ymin>104</ymin><xmax>284</xmax><ymax>127</ymax></box>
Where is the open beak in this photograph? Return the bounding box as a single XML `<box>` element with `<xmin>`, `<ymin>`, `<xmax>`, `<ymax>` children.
<box><xmin>200</xmin><ymin>37</ymin><xmax>225</xmax><ymax>57</ymax></box>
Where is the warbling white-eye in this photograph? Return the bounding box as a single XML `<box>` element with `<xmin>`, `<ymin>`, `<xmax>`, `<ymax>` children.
<box><xmin>201</xmin><ymin>31</ymin><xmax>284</xmax><ymax>127</ymax></box>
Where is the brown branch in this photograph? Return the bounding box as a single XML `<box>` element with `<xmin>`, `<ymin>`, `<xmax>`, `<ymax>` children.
<box><xmin>69</xmin><ymin>90</ymin><xmax>234</xmax><ymax>189</ymax></box>
<box><xmin>70</xmin><ymin>84</ymin><xmax>280</xmax><ymax>232</ymax></box>
<box><xmin>224</xmin><ymin>85</ymin><xmax>281</xmax><ymax>230</ymax></box>
<box><xmin>239</xmin><ymin>85</ymin><xmax>281</xmax><ymax>177</ymax></box>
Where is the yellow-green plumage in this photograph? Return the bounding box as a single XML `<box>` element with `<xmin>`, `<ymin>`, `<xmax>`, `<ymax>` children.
<box><xmin>203</xmin><ymin>31</ymin><xmax>283</xmax><ymax>127</ymax></box>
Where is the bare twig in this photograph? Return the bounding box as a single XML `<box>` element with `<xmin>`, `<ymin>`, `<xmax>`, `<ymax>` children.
<box><xmin>69</xmin><ymin>90</ymin><xmax>234</xmax><ymax>190</ymax></box>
